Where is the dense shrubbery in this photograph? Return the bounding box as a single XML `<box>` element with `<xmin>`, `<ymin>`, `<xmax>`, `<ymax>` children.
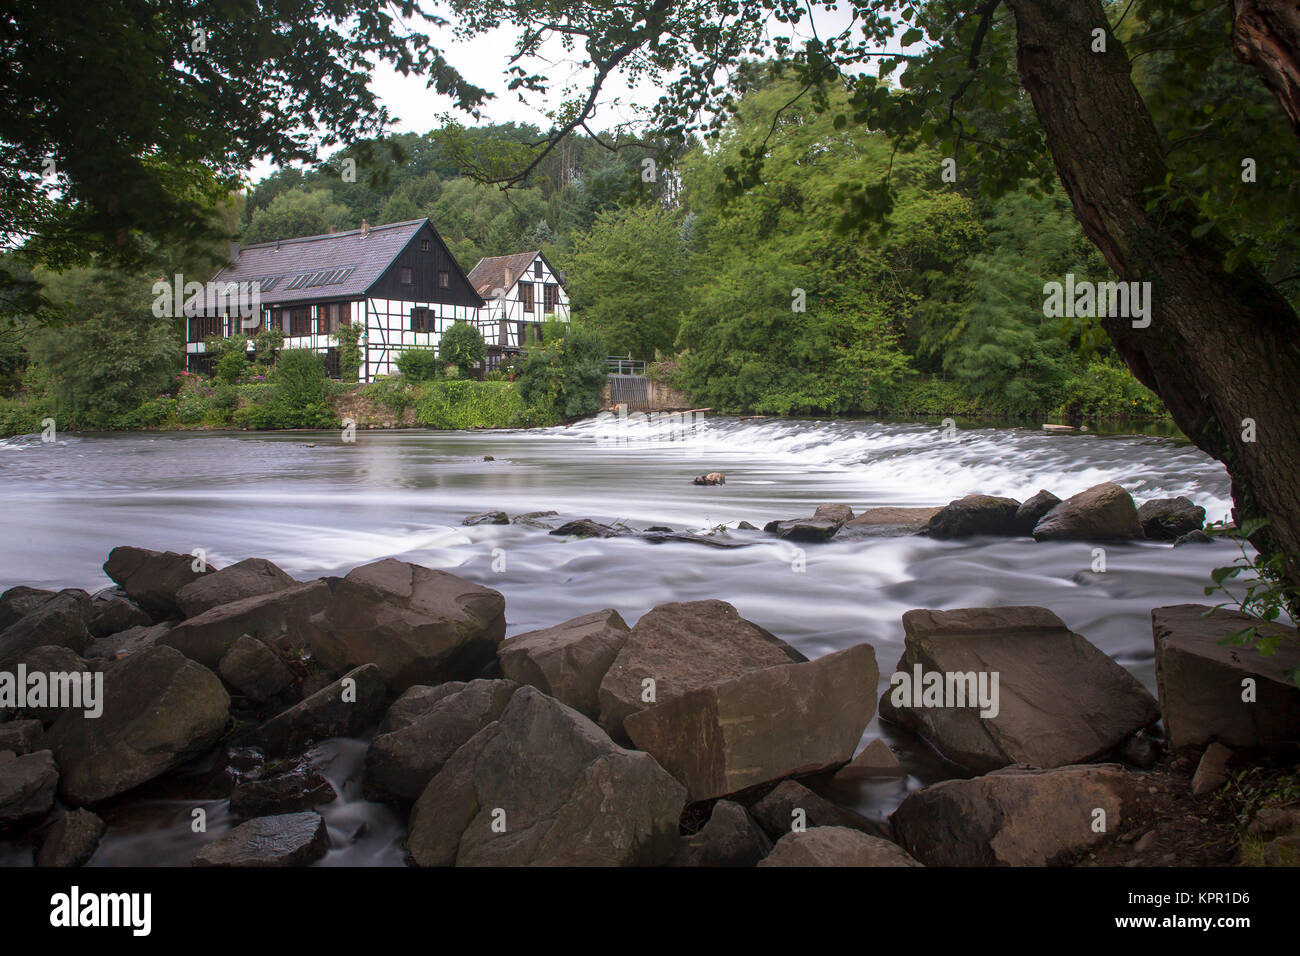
<box><xmin>438</xmin><ymin>322</ymin><xmax>486</xmax><ymax>377</ymax></box>
<box><xmin>395</xmin><ymin>348</ymin><xmax>443</xmax><ymax>382</ymax></box>
<box><xmin>415</xmin><ymin>380</ymin><xmax>549</xmax><ymax>429</ymax></box>
<box><xmin>517</xmin><ymin>320</ymin><xmax>607</xmax><ymax>420</ymax></box>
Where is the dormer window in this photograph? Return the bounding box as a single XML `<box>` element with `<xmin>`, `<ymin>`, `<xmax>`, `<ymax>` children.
<box><xmin>400</xmin><ymin>266</ymin><xmax>412</xmax><ymax>285</ymax></box>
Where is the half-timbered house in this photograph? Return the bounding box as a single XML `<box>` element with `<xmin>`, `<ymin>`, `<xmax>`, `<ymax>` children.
<box><xmin>465</xmin><ymin>250</ymin><xmax>571</xmax><ymax>371</ymax></box>
<box><xmin>186</xmin><ymin>218</ymin><xmax>484</xmax><ymax>382</ymax></box>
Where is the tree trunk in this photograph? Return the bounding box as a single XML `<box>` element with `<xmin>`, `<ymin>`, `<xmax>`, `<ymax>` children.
<box><xmin>1230</xmin><ymin>0</ymin><xmax>1300</xmax><ymax>137</ymax></box>
<box><xmin>1004</xmin><ymin>0</ymin><xmax>1300</xmax><ymax>581</ymax></box>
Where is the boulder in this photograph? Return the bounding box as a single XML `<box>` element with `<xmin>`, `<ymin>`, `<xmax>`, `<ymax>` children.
<box><xmin>1174</xmin><ymin>530</ymin><xmax>1214</xmax><ymax>546</ymax></box>
<box><xmin>193</xmin><ymin>811</ymin><xmax>330</xmax><ymax>867</ymax></box>
<box><xmin>85</xmin><ymin>622</ymin><xmax>172</xmax><ymax>661</ymax></box>
<box><xmin>35</xmin><ymin>808</ymin><xmax>105</xmax><ymax>867</ymax></box>
<box><xmin>1152</xmin><ymin>604</ymin><xmax>1300</xmax><ymax>751</ymax></box>
<box><xmin>844</xmin><ymin>507</ymin><xmax>942</xmax><ymax>529</ymax></box>
<box><xmin>762</xmin><ymin>518</ymin><xmax>842</xmax><ymax>542</ymax></box>
<box><xmin>1191</xmin><ymin>741</ymin><xmax>1233</xmax><ymax>796</ymax></box>
<box><xmin>45</xmin><ymin>645</ymin><xmax>230</xmax><ymax>805</ymax></box>
<box><xmin>364</xmin><ymin>679</ymin><xmax>517</xmax><ymax>801</ymax></box>
<box><xmin>0</xmin><ymin>749</ymin><xmax>57</xmax><ymax>822</ymax></box>
<box><xmin>376</xmin><ymin>682</ymin><xmax>470</xmax><ymax>733</ymax></box>
<box><xmin>311</xmin><ymin>560</ymin><xmax>506</xmax><ymax>691</ymax></box>
<box><xmin>218</xmin><ymin>635</ymin><xmax>294</xmax><ymax>703</ymax></box>
<box><xmin>1</xmin><ymin>645</ymin><xmax>91</xmax><ymax>724</ymax></box>
<box><xmin>672</xmin><ymin>800</ymin><xmax>771</xmax><ymax>867</ymax></box>
<box><xmin>87</xmin><ymin>588</ymin><xmax>152</xmax><ymax>638</ymax></box>
<box><xmin>833</xmin><ymin>738</ymin><xmax>905</xmax><ymax>781</ymax></box>
<box><xmin>252</xmin><ymin>664</ymin><xmax>387</xmax><ymax>757</ymax></box>
<box><xmin>813</xmin><ymin>503</ymin><xmax>855</xmax><ymax>525</ymax></box>
<box><xmin>162</xmin><ymin>580</ymin><xmax>329</xmax><ymax>671</ymax></box>
<box><xmin>229</xmin><ymin>770</ymin><xmax>336</xmax><ymax>817</ymax></box>
<box><xmin>1012</xmin><ymin>490</ymin><xmax>1061</xmax><ymax>535</ymax></box>
<box><xmin>103</xmin><ymin>546</ymin><xmax>216</xmax><ymax>617</ymax></box>
<box><xmin>0</xmin><ymin>719</ymin><xmax>43</xmax><ymax>755</ymax></box>
<box><xmin>750</xmin><ymin>779</ymin><xmax>886</xmax><ymax>840</ymax></box>
<box><xmin>462</xmin><ymin>511</ymin><xmax>509</xmax><ymax>526</ymax></box>
<box><xmin>498</xmin><ymin>609</ymin><xmax>630</xmax><ymax>719</ymax></box>
<box><xmin>624</xmin><ymin>643</ymin><xmax>878</xmax><ymax>801</ymax></box>
<box><xmin>407</xmin><ymin>686</ymin><xmax>686</xmax><ymax>866</ymax></box>
<box><xmin>878</xmin><ymin>606</ymin><xmax>1159</xmax><ymax>774</ymax></box>
<box><xmin>1031</xmin><ymin>482</ymin><xmax>1143</xmax><ymax>541</ymax></box>
<box><xmin>927</xmin><ymin>495</ymin><xmax>1021</xmax><ymax>539</ymax></box>
<box><xmin>0</xmin><ymin>589</ymin><xmax>92</xmax><ymax>662</ymax></box>
<box><xmin>0</xmin><ymin>586</ymin><xmax>55</xmax><ymax>631</ymax></box>
<box><xmin>759</xmin><ymin>827</ymin><xmax>922</xmax><ymax>867</ymax></box>
<box><xmin>175</xmin><ymin>557</ymin><xmax>297</xmax><ymax>618</ymax></box>
<box><xmin>892</xmin><ymin>763</ymin><xmax>1138</xmax><ymax>866</ymax></box>
<box><xmin>512</xmin><ymin>511</ymin><xmax>559</xmax><ymax>528</ymax></box>
<box><xmin>1138</xmin><ymin>496</ymin><xmax>1206</xmax><ymax>540</ymax></box>
<box><xmin>597</xmin><ymin>600</ymin><xmax>806</xmax><ymax>741</ymax></box>
<box><xmin>549</xmin><ymin>519</ymin><xmax>622</xmax><ymax>538</ymax></box>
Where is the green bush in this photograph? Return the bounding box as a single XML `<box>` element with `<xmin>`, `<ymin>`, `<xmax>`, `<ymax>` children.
<box><xmin>215</xmin><ymin>350</ymin><xmax>250</xmax><ymax>385</ymax></box>
<box><xmin>517</xmin><ymin>321</ymin><xmax>606</xmax><ymax>420</ymax></box>
<box><xmin>360</xmin><ymin>377</ymin><xmax>417</xmax><ymax>414</ymax></box>
<box><xmin>334</xmin><ymin>322</ymin><xmax>363</xmax><ymax>383</ymax></box>
<box><xmin>395</xmin><ymin>348</ymin><xmax>443</xmax><ymax>383</ymax></box>
<box><xmin>415</xmin><ymin>380</ymin><xmax>553</xmax><ymax>429</ymax></box>
<box><xmin>110</xmin><ymin>396</ymin><xmax>174</xmax><ymax>430</ymax></box>
<box><xmin>439</xmin><ymin>321</ymin><xmax>486</xmax><ymax>377</ymax></box>
<box><xmin>1061</xmin><ymin>360</ymin><xmax>1167</xmax><ymax>420</ymax></box>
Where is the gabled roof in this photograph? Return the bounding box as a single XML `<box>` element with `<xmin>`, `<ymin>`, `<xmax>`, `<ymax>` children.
<box><xmin>213</xmin><ymin>219</ymin><xmax>428</xmax><ymax>303</ymax></box>
<box><xmin>467</xmin><ymin>250</ymin><xmax>542</xmax><ymax>298</ymax></box>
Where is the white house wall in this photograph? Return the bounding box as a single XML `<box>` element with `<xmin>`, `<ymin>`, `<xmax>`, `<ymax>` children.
<box><xmin>475</xmin><ymin>256</ymin><xmax>571</xmax><ymax>350</ymax></box>
<box><xmin>363</xmin><ymin>297</ymin><xmax>478</xmax><ymax>382</ymax></box>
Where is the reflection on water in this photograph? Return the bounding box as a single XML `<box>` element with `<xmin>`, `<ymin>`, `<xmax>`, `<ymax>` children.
<box><xmin>0</xmin><ymin>416</ymin><xmax>1237</xmax><ymax>859</ymax></box>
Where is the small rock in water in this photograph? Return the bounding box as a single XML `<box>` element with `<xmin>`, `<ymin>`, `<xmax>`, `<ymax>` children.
<box><xmin>230</xmin><ymin>769</ymin><xmax>337</xmax><ymax>817</ymax></box>
<box><xmin>833</xmin><ymin>738</ymin><xmax>905</xmax><ymax>781</ymax></box>
<box><xmin>462</xmin><ymin>510</ymin><xmax>509</xmax><ymax>526</ymax></box>
<box><xmin>483</xmin><ymin>455</ymin><xmax>495</xmax><ymax>461</ymax></box>
<box><xmin>193</xmin><ymin>811</ymin><xmax>330</xmax><ymax>867</ymax></box>
<box><xmin>1173</xmin><ymin>529</ymin><xmax>1213</xmax><ymax>547</ymax></box>
<box><xmin>735</xmin><ymin>521</ymin><xmax>759</xmax><ymax>531</ymax></box>
<box><xmin>35</xmin><ymin>808</ymin><xmax>105</xmax><ymax>867</ymax></box>
<box><xmin>549</xmin><ymin>519</ymin><xmax>622</xmax><ymax>538</ymax></box>
<box><xmin>692</xmin><ymin>472</ymin><xmax>725</xmax><ymax>485</ymax></box>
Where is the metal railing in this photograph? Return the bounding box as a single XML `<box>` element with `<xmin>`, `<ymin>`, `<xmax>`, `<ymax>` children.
<box><xmin>606</xmin><ymin>356</ymin><xmax>646</xmax><ymax>375</ymax></box>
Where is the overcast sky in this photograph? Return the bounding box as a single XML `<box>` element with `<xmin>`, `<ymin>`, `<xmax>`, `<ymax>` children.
<box><xmin>249</xmin><ymin>2</ymin><xmax>870</xmax><ymax>182</ymax></box>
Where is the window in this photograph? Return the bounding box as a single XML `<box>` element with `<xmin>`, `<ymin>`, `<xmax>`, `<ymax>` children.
<box><xmin>188</xmin><ymin>314</ymin><xmax>222</xmax><ymax>343</ymax></box>
<box><xmin>400</xmin><ymin>266</ymin><xmax>413</xmax><ymax>285</ymax></box>
<box><xmin>319</xmin><ymin>302</ymin><xmax>345</xmax><ymax>334</ymax></box>
<box><xmin>410</xmin><ymin>307</ymin><xmax>430</xmax><ymax>333</ymax></box>
<box><xmin>438</xmin><ymin>270</ymin><xmax>449</xmax><ymax>289</ymax></box>
<box><xmin>421</xmin><ymin>239</ymin><xmax>430</xmax><ymax>252</ymax></box>
<box><xmin>520</xmin><ymin>282</ymin><xmax>534</xmax><ymax>313</ymax></box>
<box><xmin>534</xmin><ymin>260</ymin><xmax>543</xmax><ymax>278</ymax></box>
<box><xmin>289</xmin><ymin>307</ymin><xmax>311</xmax><ymax>336</ymax></box>
<box><xmin>270</xmin><ymin>308</ymin><xmax>284</xmax><ymax>333</ymax></box>
<box><xmin>543</xmin><ymin>284</ymin><xmax>558</xmax><ymax>314</ymax></box>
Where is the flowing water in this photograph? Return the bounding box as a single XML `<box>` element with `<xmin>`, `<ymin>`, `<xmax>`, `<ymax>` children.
<box><xmin>0</xmin><ymin>416</ymin><xmax>1237</xmax><ymax>864</ymax></box>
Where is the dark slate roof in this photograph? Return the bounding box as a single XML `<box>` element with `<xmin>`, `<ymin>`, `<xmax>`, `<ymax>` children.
<box><xmin>467</xmin><ymin>251</ymin><xmax>540</xmax><ymax>297</ymax></box>
<box><xmin>212</xmin><ymin>219</ymin><xmax>426</xmax><ymax>304</ymax></box>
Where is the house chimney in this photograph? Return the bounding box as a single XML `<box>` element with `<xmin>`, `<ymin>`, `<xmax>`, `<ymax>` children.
<box><xmin>503</xmin><ymin>267</ymin><xmax>512</xmax><ymax>289</ymax></box>
<box><xmin>228</xmin><ymin>241</ymin><xmax>239</xmax><ymax>266</ymax></box>
<box><xmin>275</xmin><ymin>236</ymin><xmax>280</xmax><ymax>251</ymax></box>
<box><xmin>360</xmin><ymin>218</ymin><xmax>370</xmax><ymax>238</ymax></box>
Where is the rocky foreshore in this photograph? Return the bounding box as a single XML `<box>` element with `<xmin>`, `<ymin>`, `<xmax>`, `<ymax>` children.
<box><xmin>1</xmin><ymin>543</ymin><xmax>1298</xmax><ymax>867</ymax></box>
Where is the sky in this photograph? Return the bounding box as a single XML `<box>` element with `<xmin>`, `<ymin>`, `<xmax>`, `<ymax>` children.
<box><xmin>248</xmin><ymin>1</ymin><xmax>869</xmax><ymax>182</ymax></box>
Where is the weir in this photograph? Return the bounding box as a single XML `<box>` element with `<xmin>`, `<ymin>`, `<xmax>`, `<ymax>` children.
<box><xmin>606</xmin><ymin>373</ymin><xmax>652</xmax><ymax>412</ymax></box>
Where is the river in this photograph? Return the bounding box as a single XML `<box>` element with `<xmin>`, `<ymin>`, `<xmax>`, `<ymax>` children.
<box><xmin>0</xmin><ymin>416</ymin><xmax>1237</xmax><ymax>864</ymax></box>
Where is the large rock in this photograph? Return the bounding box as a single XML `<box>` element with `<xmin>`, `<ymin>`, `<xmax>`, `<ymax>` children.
<box><xmin>229</xmin><ymin>770</ymin><xmax>336</xmax><ymax>817</ymax></box>
<box><xmin>0</xmin><ymin>748</ymin><xmax>58</xmax><ymax>822</ymax></box>
<box><xmin>1012</xmin><ymin>490</ymin><xmax>1060</xmax><ymax>535</ymax></box>
<box><xmin>0</xmin><ymin>586</ymin><xmax>55</xmax><ymax>631</ymax></box>
<box><xmin>0</xmin><ymin>719</ymin><xmax>43</xmax><ymax>755</ymax></box>
<box><xmin>762</xmin><ymin>518</ymin><xmax>842</xmax><ymax>542</ymax></box>
<box><xmin>878</xmin><ymin>606</ymin><xmax>1158</xmax><ymax>774</ymax></box>
<box><xmin>0</xmin><ymin>589</ymin><xmax>92</xmax><ymax>662</ymax></box>
<box><xmin>310</xmin><ymin>560</ymin><xmax>506</xmax><ymax>691</ymax></box>
<box><xmin>364</xmin><ymin>678</ymin><xmax>517</xmax><ymax>801</ymax></box>
<box><xmin>1</xmin><ymin>645</ymin><xmax>92</xmax><ymax>724</ymax></box>
<box><xmin>759</xmin><ymin>827</ymin><xmax>922</xmax><ymax>867</ymax></box>
<box><xmin>103</xmin><ymin>546</ymin><xmax>216</xmax><ymax>617</ymax></box>
<box><xmin>175</xmin><ymin>558</ymin><xmax>297</xmax><ymax>618</ymax></box>
<box><xmin>1152</xmin><ymin>604</ymin><xmax>1300</xmax><ymax>751</ymax></box>
<box><xmin>87</xmin><ymin>588</ymin><xmax>151</xmax><ymax>638</ymax></box>
<box><xmin>624</xmin><ymin>643</ymin><xmax>878</xmax><ymax>801</ymax></box>
<box><xmin>597</xmin><ymin>600</ymin><xmax>806</xmax><ymax>741</ymax></box>
<box><xmin>498</xmin><ymin>609</ymin><xmax>629</xmax><ymax>719</ymax></box>
<box><xmin>927</xmin><ymin>495</ymin><xmax>1021</xmax><ymax>538</ymax></box>
<box><xmin>813</xmin><ymin>503</ymin><xmax>855</xmax><ymax>525</ymax></box>
<box><xmin>218</xmin><ymin>635</ymin><xmax>294</xmax><ymax>703</ymax></box>
<box><xmin>839</xmin><ymin>507</ymin><xmax>941</xmax><ymax>539</ymax></box>
<box><xmin>673</xmin><ymin>800</ymin><xmax>771</xmax><ymax>867</ymax></box>
<box><xmin>750</xmin><ymin>779</ymin><xmax>886</xmax><ymax>840</ymax></box>
<box><xmin>407</xmin><ymin>686</ymin><xmax>686</xmax><ymax>866</ymax></box>
<box><xmin>1138</xmin><ymin>496</ymin><xmax>1206</xmax><ymax>541</ymax></box>
<box><xmin>35</xmin><ymin>808</ymin><xmax>105</xmax><ymax>867</ymax></box>
<box><xmin>252</xmin><ymin>664</ymin><xmax>387</xmax><ymax>757</ymax></box>
<box><xmin>891</xmin><ymin>763</ymin><xmax>1138</xmax><ymax>866</ymax></box>
<box><xmin>85</xmin><ymin>622</ymin><xmax>172</xmax><ymax>661</ymax></box>
<box><xmin>162</xmin><ymin>580</ymin><xmax>329</xmax><ymax>671</ymax></box>
<box><xmin>549</xmin><ymin>519</ymin><xmax>622</xmax><ymax>538</ymax></box>
<box><xmin>193</xmin><ymin>811</ymin><xmax>330</xmax><ymax>867</ymax></box>
<box><xmin>1031</xmin><ymin>482</ymin><xmax>1143</xmax><ymax>541</ymax></box>
<box><xmin>44</xmin><ymin>646</ymin><xmax>230</xmax><ymax>805</ymax></box>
